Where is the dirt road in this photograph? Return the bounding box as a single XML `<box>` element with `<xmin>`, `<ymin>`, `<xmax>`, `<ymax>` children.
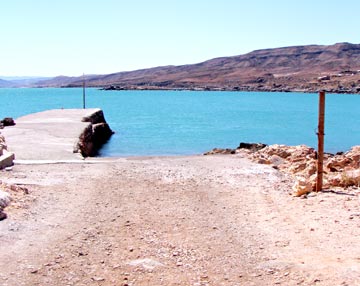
<box><xmin>0</xmin><ymin>155</ymin><xmax>359</xmax><ymax>285</ymax></box>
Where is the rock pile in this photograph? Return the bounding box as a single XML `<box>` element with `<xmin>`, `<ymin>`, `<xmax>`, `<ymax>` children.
<box><xmin>206</xmin><ymin>142</ymin><xmax>360</xmax><ymax>195</ymax></box>
<box><xmin>249</xmin><ymin>144</ymin><xmax>317</xmax><ymax>176</ymax></box>
<box><xmin>245</xmin><ymin>144</ymin><xmax>360</xmax><ymax>195</ymax></box>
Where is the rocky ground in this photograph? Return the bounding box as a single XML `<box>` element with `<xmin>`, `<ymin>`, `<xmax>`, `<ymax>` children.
<box><xmin>0</xmin><ymin>154</ymin><xmax>360</xmax><ymax>286</ymax></box>
<box><xmin>206</xmin><ymin>143</ymin><xmax>360</xmax><ymax>196</ymax></box>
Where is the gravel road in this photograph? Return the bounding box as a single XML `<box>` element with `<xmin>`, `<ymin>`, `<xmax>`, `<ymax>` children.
<box><xmin>0</xmin><ymin>155</ymin><xmax>359</xmax><ymax>285</ymax></box>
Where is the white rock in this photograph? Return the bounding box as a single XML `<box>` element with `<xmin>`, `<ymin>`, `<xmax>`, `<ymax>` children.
<box><xmin>0</xmin><ymin>190</ymin><xmax>11</xmax><ymax>210</ymax></box>
<box><xmin>292</xmin><ymin>177</ymin><xmax>312</xmax><ymax>197</ymax></box>
<box><xmin>127</xmin><ymin>258</ymin><xmax>164</xmax><ymax>270</ymax></box>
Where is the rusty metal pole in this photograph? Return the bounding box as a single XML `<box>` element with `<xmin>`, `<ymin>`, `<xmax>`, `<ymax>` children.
<box><xmin>82</xmin><ymin>74</ymin><xmax>86</xmax><ymax>109</ymax></box>
<box><xmin>316</xmin><ymin>91</ymin><xmax>325</xmax><ymax>192</ymax></box>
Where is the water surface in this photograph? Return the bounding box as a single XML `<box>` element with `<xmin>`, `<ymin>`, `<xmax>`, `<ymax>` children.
<box><xmin>0</xmin><ymin>88</ymin><xmax>359</xmax><ymax>156</ymax></box>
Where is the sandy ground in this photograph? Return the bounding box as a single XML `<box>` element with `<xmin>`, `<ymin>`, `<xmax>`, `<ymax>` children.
<box><xmin>0</xmin><ymin>154</ymin><xmax>360</xmax><ymax>286</ymax></box>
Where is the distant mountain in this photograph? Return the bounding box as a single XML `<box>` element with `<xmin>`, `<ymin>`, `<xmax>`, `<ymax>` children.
<box><xmin>0</xmin><ymin>76</ymin><xmax>51</xmax><ymax>88</ymax></box>
<box><xmin>34</xmin><ymin>76</ymin><xmax>81</xmax><ymax>87</ymax></box>
<box><xmin>11</xmin><ymin>77</ymin><xmax>51</xmax><ymax>87</ymax></box>
<box><xmin>31</xmin><ymin>42</ymin><xmax>360</xmax><ymax>93</ymax></box>
<box><xmin>0</xmin><ymin>78</ymin><xmax>14</xmax><ymax>88</ymax></box>
<box><xmin>0</xmin><ymin>76</ymin><xmax>47</xmax><ymax>81</ymax></box>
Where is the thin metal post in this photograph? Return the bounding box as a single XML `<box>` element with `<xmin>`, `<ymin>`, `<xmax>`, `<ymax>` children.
<box><xmin>316</xmin><ymin>91</ymin><xmax>325</xmax><ymax>192</ymax></box>
<box><xmin>82</xmin><ymin>73</ymin><xmax>86</xmax><ymax>109</ymax></box>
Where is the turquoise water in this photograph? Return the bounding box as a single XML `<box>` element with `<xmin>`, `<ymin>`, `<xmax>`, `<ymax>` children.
<box><xmin>0</xmin><ymin>88</ymin><xmax>359</xmax><ymax>156</ymax></box>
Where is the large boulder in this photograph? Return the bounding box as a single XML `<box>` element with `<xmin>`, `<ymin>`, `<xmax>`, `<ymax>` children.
<box><xmin>292</xmin><ymin>177</ymin><xmax>312</xmax><ymax>197</ymax></box>
<box><xmin>0</xmin><ymin>117</ymin><xmax>15</xmax><ymax>128</ymax></box>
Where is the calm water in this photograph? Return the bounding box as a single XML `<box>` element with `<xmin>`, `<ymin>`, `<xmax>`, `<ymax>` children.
<box><xmin>0</xmin><ymin>88</ymin><xmax>359</xmax><ymax>156</ymax></box>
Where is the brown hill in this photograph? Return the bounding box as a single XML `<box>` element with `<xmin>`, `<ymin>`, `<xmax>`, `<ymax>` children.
<box><xmin>35</xmin><ymin>42</ymin><xmax>360</xmax><ymax>93</ymax></box>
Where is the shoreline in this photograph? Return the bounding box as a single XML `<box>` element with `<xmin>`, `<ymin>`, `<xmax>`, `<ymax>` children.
<box><xmin>99</xmin><ymin>85</ymin><xmax>360</xmax><ymax>94</ymax></box>
<box><xmin>2</xmin><ymin>107</ymin><xmax>360</xmax><ymax>195</ymax></box>
<box><xmin>2</xmin><ymin>86</ymin><xmax>360</xmax><ymax>95</ymax></box>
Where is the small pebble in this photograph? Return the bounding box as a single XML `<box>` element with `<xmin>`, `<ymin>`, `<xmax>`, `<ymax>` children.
<box><xmin>92</xmin><ymin>277</ymin><xmax>105</xmax><ymax>282</ymax></box>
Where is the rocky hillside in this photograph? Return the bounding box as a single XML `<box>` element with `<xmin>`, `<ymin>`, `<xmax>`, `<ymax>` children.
<box><xmin>35</xmin><ymin>42</ymin><xmax>360</xmax><ymax>93</ymax></box>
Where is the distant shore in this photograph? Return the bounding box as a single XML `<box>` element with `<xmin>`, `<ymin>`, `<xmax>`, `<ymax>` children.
<box><xmin>6</xmin><ymin>42</ymin><xmax>358</xmax><ymax>95</ymax></box>
<box><xmin>99</xmin><ymin>84</ymin><xmax>360</xmax><ymax>94</ymax></box>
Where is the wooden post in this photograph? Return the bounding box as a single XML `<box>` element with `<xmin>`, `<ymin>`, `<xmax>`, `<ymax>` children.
<box><xmin>82</xmin><ymin>73</ymin><xmax>86</xmax><ymax>109</ymax></box>
<box><xmin>316</xmin><ymin>91</ymin><xmax>325</xmax><ymax>192</ymax></box>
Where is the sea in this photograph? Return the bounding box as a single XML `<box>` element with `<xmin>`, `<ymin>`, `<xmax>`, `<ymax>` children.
<box><xmin>0</xmin><ymin>88</ymin><xmax>359</xmax><ymax>156</ymax></box>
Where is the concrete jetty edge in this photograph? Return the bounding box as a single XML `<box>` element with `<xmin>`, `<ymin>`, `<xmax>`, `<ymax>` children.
<box><xmin>0</xmin><ymin>108</ymin><xmax>114</xmax><ymax>161</ymax></box>
<box><xmin>76</xmin><ymin>109</ymin><xmax>114</xmax><ymax>157</ymax></box>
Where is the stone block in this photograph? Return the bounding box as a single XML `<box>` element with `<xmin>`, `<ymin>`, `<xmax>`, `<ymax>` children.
<box><xmin>0</xmin><ymin>151</ymin><xmax>15</xmax><ymax>169</ymax></box>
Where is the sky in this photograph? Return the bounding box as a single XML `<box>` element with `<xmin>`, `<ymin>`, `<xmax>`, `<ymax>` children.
<box><xmin>1</xmin><ymin>0</ymin><xmax>360</xmax><ymax>77</ymax></box>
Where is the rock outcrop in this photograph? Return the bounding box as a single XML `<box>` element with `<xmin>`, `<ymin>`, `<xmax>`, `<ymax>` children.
<box><xmin>75</xmin><ymin>110</ymin><xmax>114</xmax><ymax>157</ymax></box>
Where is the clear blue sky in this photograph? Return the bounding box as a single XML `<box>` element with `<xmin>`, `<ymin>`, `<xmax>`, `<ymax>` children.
<box><xmin>1</xmin><ymin>0</ymin><xmax>359</xmax><ymax>77</ymax></box>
